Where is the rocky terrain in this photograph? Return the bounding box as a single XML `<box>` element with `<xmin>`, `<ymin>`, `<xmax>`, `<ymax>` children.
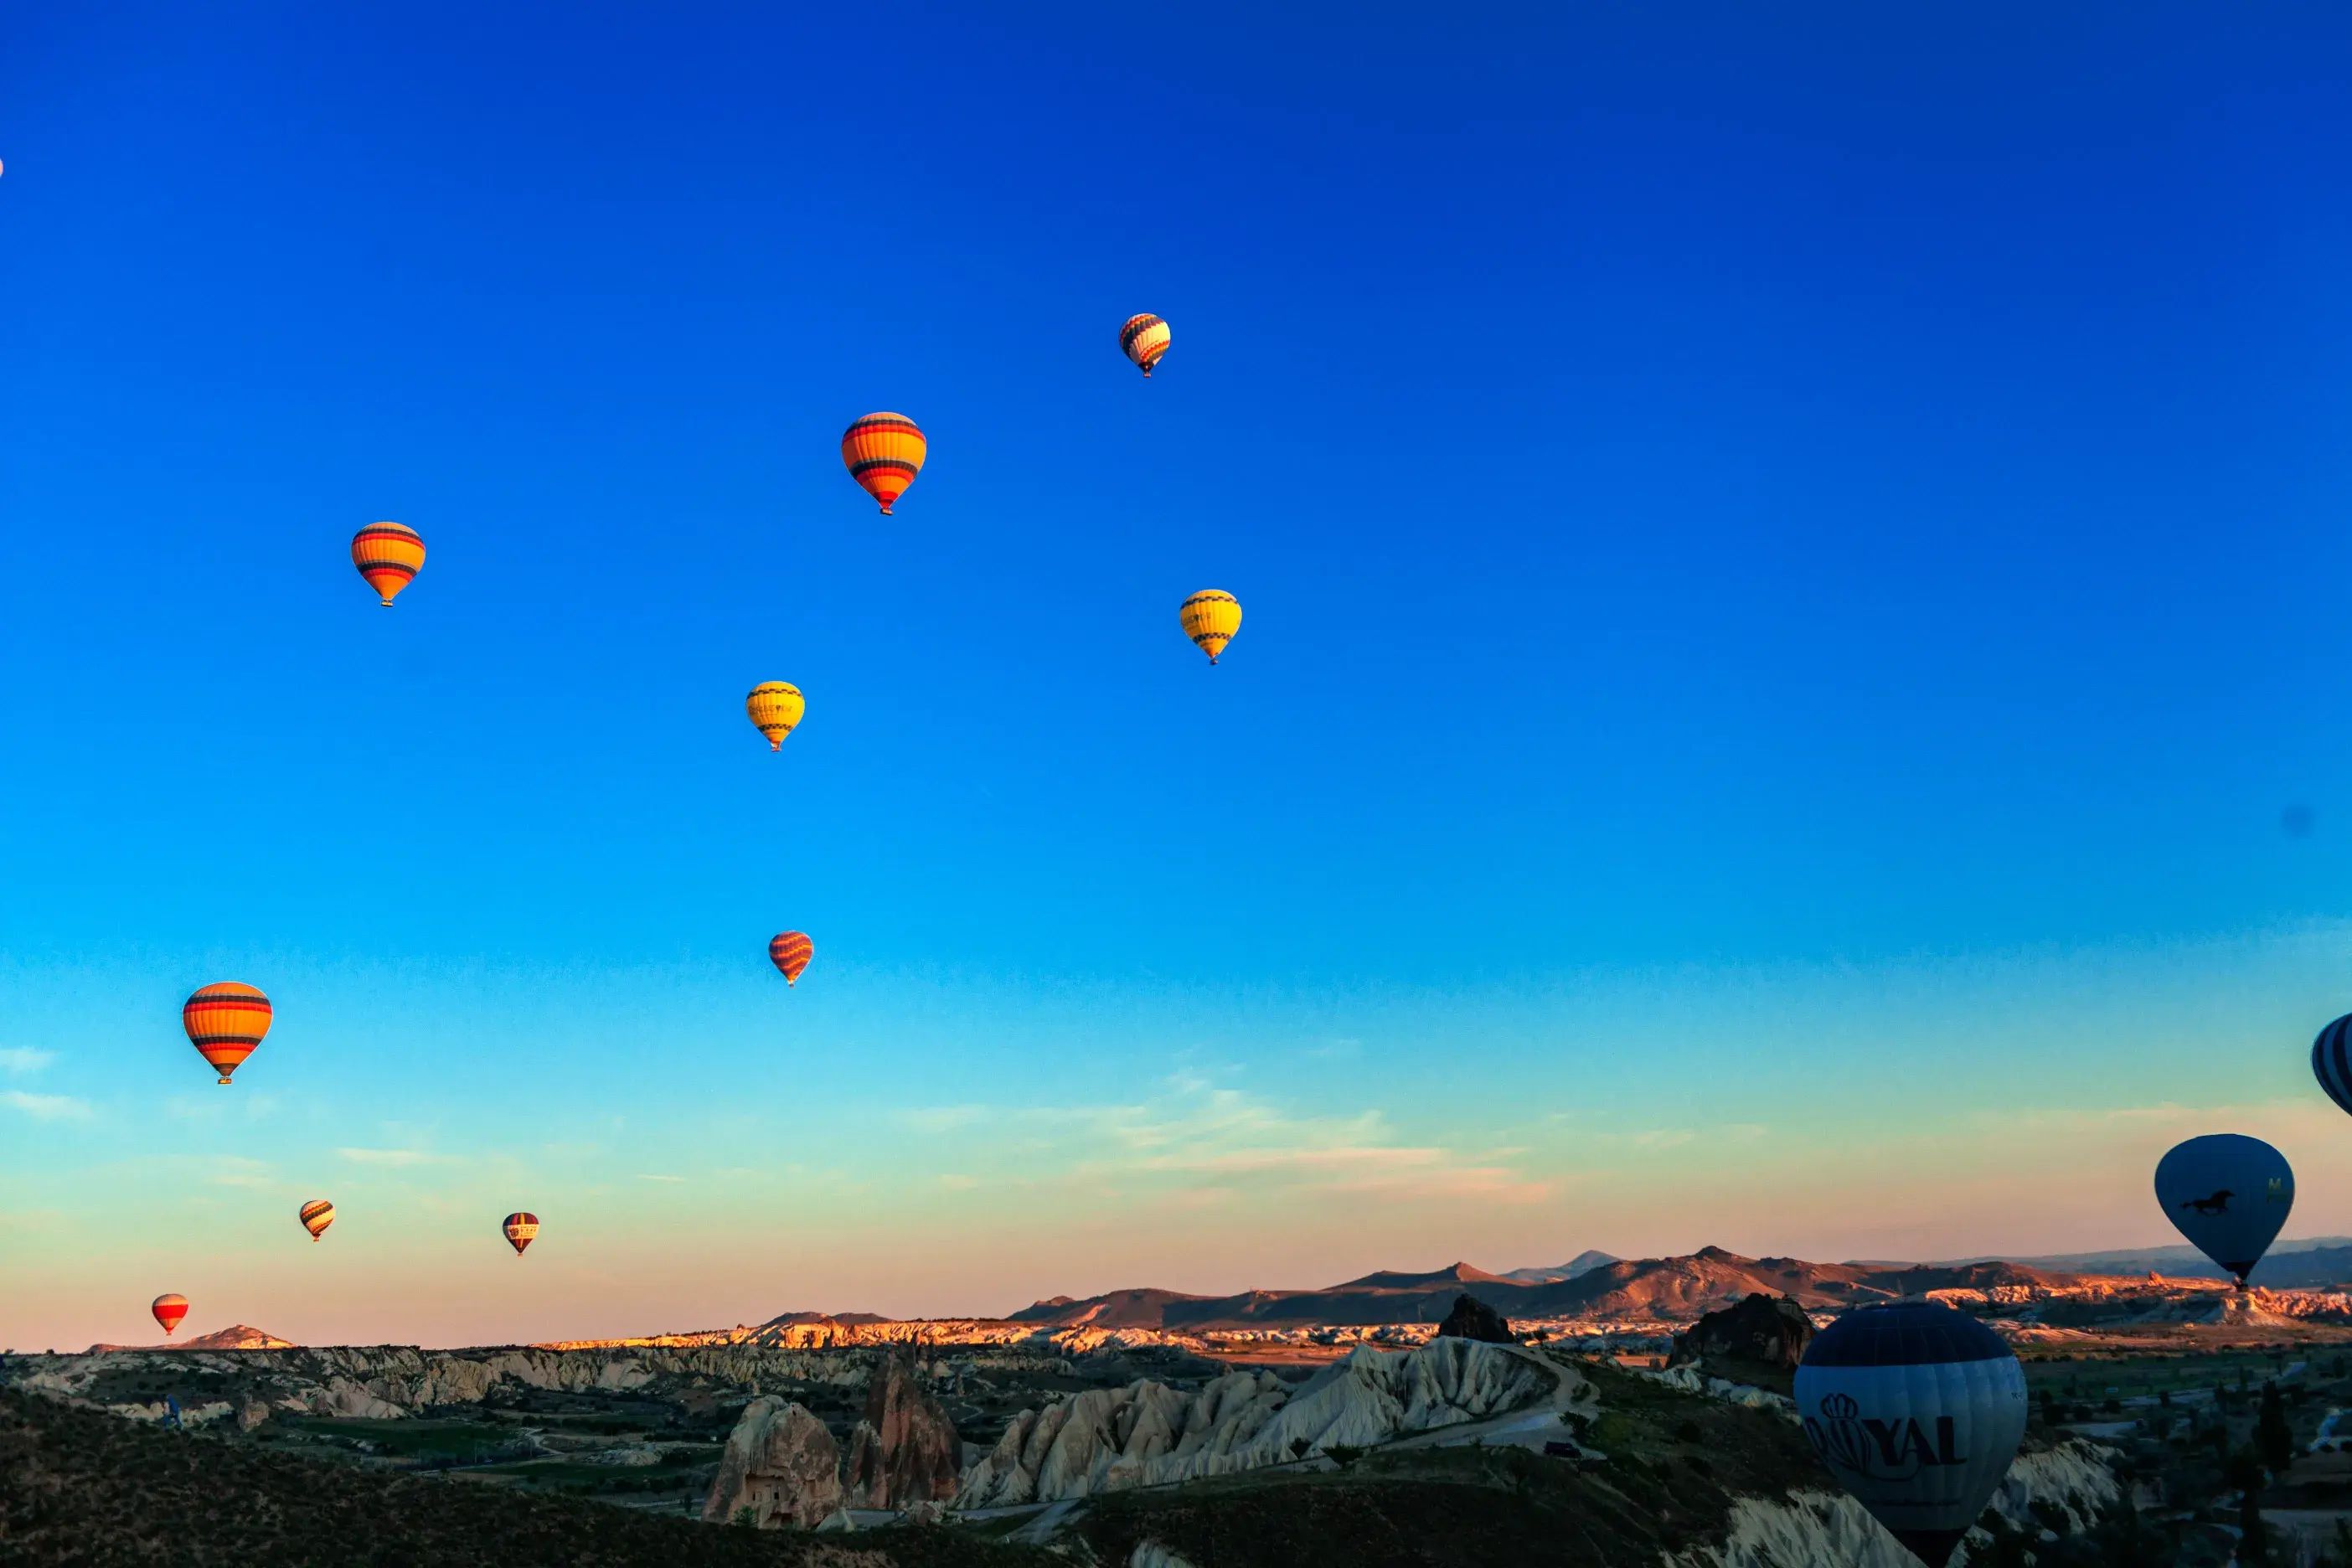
<box><xmin>0</xmin><ymin>1385</ymin><xmax>1045</xmax><ymax>1566</ymax></box>
<box><xmin>22</xmin><ymin>1243</ymin><xmax>2352</xmax><ymax>1562</ymax></box>
<box><xmin>1000</xmin><ymin>1248</ymin><xmax>2082</xmax><ymax>1333</ymax></box>
<box><xmin>89</xmin><ymin>1323</ymin><xmax>295</xmax><ymax>1352</ymax></box>
<box><xmin>956</xmin><ymin>1337</ymin><xmax>1581</xmax><ymax>1507</ymax></box>
<box><xmin>1670</xmin><ymin>1293</ymin><xmax>1815</xmax><ymax>1375</ymax></box>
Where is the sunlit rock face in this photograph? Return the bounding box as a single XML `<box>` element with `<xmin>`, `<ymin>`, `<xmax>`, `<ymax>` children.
<box><xmin>700</xmin><ymin>1396</ymin><xmax>842</xmax><ymax>1529</ymax></box>
<box><xmin>841</xmin><ymin>1351</ymin><xmax>961</xmax><ymax>1509</ymax></box>
<box><xmin>1670</xmin><ymin>1292</ymin><xmax>1815</xmax><ymax>1371</ymax></box>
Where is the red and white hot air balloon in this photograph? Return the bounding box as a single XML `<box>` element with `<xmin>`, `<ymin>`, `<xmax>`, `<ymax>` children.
<box><xmin>152</xmin><ymin>1294</ymin><xmax>189</xmax><ymax>1336</ymax></box>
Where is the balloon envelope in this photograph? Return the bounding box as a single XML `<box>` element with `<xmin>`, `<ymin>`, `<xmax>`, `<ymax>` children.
<box><xmin>2312</xmin><ymin>1013</ymin><xmax>2352</xmax><ymax>1119</ymax></box>
<box><xmin>1179</xmin><ymin>590</ymin><xmax>1242</xmax><ymax>664</ymax></box>
<box><xmin>503</xmin><ymin>1211</ymin><xmax>539</xmax><ymax>1256</ymax></box>
<box><xmin>840</xmin><ymin>413</ymin><xmax>926</xmax><ymax>515</ymax></box>
<box><xmin>299</xmin><ymin>1199</ymin><xmax>335</xmax><ymax>1241</ymax></box>
<box><xmin>1120</xmin><ymin>313</ymin><xmax>1171</xmax><ymax>377</ymax></box>
<box><xmin>182</xmin><ymin>983</ymin><xmax>272</xmax><ymax>1085</ymax></box>
<box><xmin>745</xmin><ymin>683</ymin><xmax>804</xmax><ymax>751</ymax></box>
<box><xmin>1795</xmin><ymin>1302</ymin><xmax>2028</xmax><ymax>1566</ymax></box>
<box><xmin>351</xmin><ymin>522</ymin><xmax>425</xmax><ymax>606</ymax></box>
<box><xmin>152</xmin><ymin>1293</ymin><xmax>189</xmax><ymax>1335</ymax></box>
<box><xmin>2155</xmin><ymin>1133</ymin><xmax>2293</xmax><ymax>1284</ymax></box>
<box><xmin>769</xmin><ymin>931</ymin><xmax>812</xmax><ymax>986</ymax></box>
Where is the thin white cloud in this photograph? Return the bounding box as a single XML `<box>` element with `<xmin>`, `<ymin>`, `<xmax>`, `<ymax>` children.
<box><xmin>909</xmin><ymin>1078</ymin><xmax>1558</xmax><ymax>1208</ymax></box>
<box><xmin>0</xmin><ymin>1048</ymin><xmax>56</xmax><ymax>1075</ymax></box>
<box><xmin>3</xmin><ymin>1091</ymin><xmax>90</xmax><ymax>1122</ymax></box>
<box><xmin>636</xmin><ymin>1173</ymin><xmax>685</xmax><ymax>1184</ymax></box>
<box><xmin>899</xmin><ymin>1105</ymin><xmax>988</xmax><ymax>1132</ymax></box>
<box><xmin>337</xmin><ymin>1148</ymin><xmax>447</xmax><ymax>1168</ymax></box>
<box><xmin>209</xmin><ymin>1156</ymin><xmax>276</xmax><ymax>1190</ymax></box>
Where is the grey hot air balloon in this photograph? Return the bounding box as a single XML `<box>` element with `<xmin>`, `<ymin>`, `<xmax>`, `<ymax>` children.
<box><xmin>1794</xmin><ymin>1301</ymin><xmax>2029</xmax><ymax>1566</ymax></box>
<box><xmin>2154</xmin><ymin>1132</ymin><xmax>2293</xmax><ymax>1287</ymax></box>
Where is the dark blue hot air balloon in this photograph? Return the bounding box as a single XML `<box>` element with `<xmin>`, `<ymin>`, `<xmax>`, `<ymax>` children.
<box><xmin>1794</xmin><ymin>1301</ymin><xmax>2029</xmax><ymax>1567</ymax></box>
<box><xmin>2313</xmin><ymin>1014</ymin><xmax>2352</xmax><ymax>1118</ymax></box>
<box><xmin>2153</xmin><ymin>1133</ymin><xmax>2293</xmax><ymax>1287</ymax></box>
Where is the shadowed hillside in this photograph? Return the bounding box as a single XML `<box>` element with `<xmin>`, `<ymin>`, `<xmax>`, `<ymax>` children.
<box><xmin>0</xmin><ymin>1388</ymin><xmax>1048</xmax><ymax>1567</ymax></box>
<box><xmin>1008</xmin><ymin>1247</ymin><xmax>2083</xmax><ymax>1329</ymax></box>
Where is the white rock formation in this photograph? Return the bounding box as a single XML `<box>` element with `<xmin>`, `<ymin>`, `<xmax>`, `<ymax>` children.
<box><xmin>13</xmin><ymin>1343</ymin><xmax>866</xmax><ymax>1422</ymax></box>
<box><xmin>955</xmin><ymin>1337</ymin><xmax>1575</xmax><ymax>1507</ymax></box>
<box><xmin>701</xmin><ymin>1397</ymin><xmax>842</xmax><ymax>1528</ymax></box>
<box><xmin>1129</xmin><ymin>1545</ymin><xmax>1204</xmax><ymax>1568</ymax></box>
<box><xmin>1665</xmin><ymin>1440</ymin><xmax>2121</xmax><ymax>1568</ymax></box>
<box><xmin>1648</xmin><ymin>1364</ymin><xmax>1796</xmax><ymax>1413</ymax></box>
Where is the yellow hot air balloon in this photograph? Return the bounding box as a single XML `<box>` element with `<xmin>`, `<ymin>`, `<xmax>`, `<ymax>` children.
<box><xmin>1119</xmin><ymin>314</ymin><xmax>1171</xmax><ymax>378</ymax></box>
<box><xmin>746</xmin><ymin>682</ymin><xmax>804</xmax><ymax>751</ymax></box>
<box><xmin>298</xmin><ymin>1199</ymin><xmax>336</xmax><ymax>1242</ymax></box>
<box><xmin>840</xmin><ymin>414</ymin><xmax>926</xmax><ymax>515</ymax></box>
<box><xmin>1179</xmin><ymin>591</ymin><xmax>1242</xmax><ymax>665</ymax></box>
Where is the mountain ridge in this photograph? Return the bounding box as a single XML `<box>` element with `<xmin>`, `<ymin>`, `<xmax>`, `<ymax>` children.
<box><xmin>1002</xmin><ymin>1246</ymin><xmax>2084</xmax><ymax>1330</ymax></box>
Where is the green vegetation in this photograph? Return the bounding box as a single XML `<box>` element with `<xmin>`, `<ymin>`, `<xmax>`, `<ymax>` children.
<box><xmin>0</xmin><ymin>1388</ymin><xmax>1053</xmax><ymax>1566</ymax></box>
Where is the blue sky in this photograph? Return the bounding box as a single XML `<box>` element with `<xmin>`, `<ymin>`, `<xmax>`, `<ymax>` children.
<box><xmin>5</xmin><ymin>3</ymin><xmax>2352</xmax><ymax>1348</ymax></box>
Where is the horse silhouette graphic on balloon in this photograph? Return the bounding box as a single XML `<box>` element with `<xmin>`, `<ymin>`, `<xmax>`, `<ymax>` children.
<box><xmin>2179</xmin><ymin>1189</ymin><xmax>2235</xmax><ymax>1216</ymax></box>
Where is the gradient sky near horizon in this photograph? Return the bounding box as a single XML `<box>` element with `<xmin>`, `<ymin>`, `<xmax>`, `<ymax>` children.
<box><xmin>6</xmin><ymin>4</ymin><xmax>2352</xmax><ymax>1350</ymax></box>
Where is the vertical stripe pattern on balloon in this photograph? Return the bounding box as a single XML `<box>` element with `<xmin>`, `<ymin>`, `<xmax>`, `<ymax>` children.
<box><xmin>351</xmin><ymin>522</ymin><xmax>426</xmax><ymax>606</ymax></box>
<box><xmin>1119</xmin><ymin>313</ymin><xmax>1171</xmax><ymax>377</ymax></box>
<box><xmin>183</xmin><ymin>983</ymin><xmax>273</xmax><ymax>1084</ymax></box>
<box><xmin>503</xmin><ymin>1211</ymin><xmax>539</xmax><ymax>1256</ymax></box>
<box><xmin>1179</xmin><ymin>591</ymin><xmax>1242</xmax><ymax>663</ymax></box>
<box><xmin>841</xmin><ymin>414</ymin><xmax>926</xmax><ymax>514</ymax></box>
<box><xmin>2313</xmin><ymin>1014</ymin><xmax>2352</xmax><ymax>1117</ymax></box>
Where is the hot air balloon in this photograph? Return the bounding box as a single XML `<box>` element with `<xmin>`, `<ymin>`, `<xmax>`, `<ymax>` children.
<box><xmin>298</xmin><ymin>1199</ymin><xmax>336</xmax><ymax>1242</ymax></box>
<box><xmin>503</xmin><ymin>1212</ymin><xmax>539</xmax><ymax>1256</ymax></box>
<box><xmin>1795</xmin><ymin>1301</ymin><xmax>2028</xmax><ymax>1567</ymax></box>
<box><xmin>841</xmin><ymin>413</ymin><xmax>926</xmax><ymax>515</ymax></box>
<box><xmin>351</xmin><ymin>522</ymin><xmax>426</xmax><ymax>607</ymax></box>
<box><xmin>2155</xmin><ymin>1133</ymin><xmax>2293</xmax><ymax>1287</ymax></box>
<box><xmin>745</xmin><ymin>683</ymin><xmax>804</xmax><ymax>751</ymax></box>
<box><xmin>183</xmin><ymin>983</ymin><xmax>272</xmax><ymax>1086</ymax></box>
<box><xmin>152</xmin><ymin>1294</ymin><xmax>189</xmax><ymax>1336</ymax></box>
<box><xmin>769</xmin><ymin>931</ymin><xmax>813</xmax><ymax>987</ymax></box>
<box><xmin>1119</xmin><ymin>313</ymin><xmax>1171</xmax><ymax>378</ymax></box>
<box><xmin>2313</xmin><ymin>1013</ymin><xmax>2352</xmax><ymax>1119</ymax></box>
<box><xmin>1179</xmin><ymin>591</ymin><xmax>1241</xmax><ymax>665</ymax></box>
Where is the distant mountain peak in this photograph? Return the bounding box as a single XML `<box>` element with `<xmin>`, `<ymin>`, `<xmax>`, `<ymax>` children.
<box><xmin>1331</xmin><ymin>1262</ymin><xmax>1509</xmax><ymax>1291</ymax></box>
<box><xmin>88</xmin><ymin>1323</ymin><xmax>293</xmax><ymax>1353</ymax></box>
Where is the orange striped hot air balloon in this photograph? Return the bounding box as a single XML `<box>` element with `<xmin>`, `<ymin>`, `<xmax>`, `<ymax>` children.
<box><xmin>152</xmin><ymin>1293</ymin><xmax>189</xmax><ymax>1335</ymax></box>
<box><xmin>298</xmin><ymin>1199</ymin><xmax>336</xmax><ymax>1243</ymax></box>
<box><xmin>769</xmin><ymin>931</ymin><xmax>813</xmax><ymax>987</ymax></box>
<box><xmin>503</xmin><ymin>1212</ymin><xmax>539</xmax><ymax>1256</ymax></box>
<box><xmin>1179</xmin><ymin>591</ymin><xmax>1242</xmax><ymax>665</ymax></box>
<box><xmin>1119</xmin><ymin>313</ymin><xmax>1171</xmax><ymax>378</ymax></box>
<box><xmin>841</xmin><ymin>413</ymin><xmax>926</xmax><ymax>515</ymax></box>
<box><xmin>351</xmin><ymin>522</ymin><xmax>426</xmax><ymax>607</ymax></box>
<box><xmin>183</xmin><ymin>983</ymin><xmax>272</xmax><ymax>1085</ymax></box>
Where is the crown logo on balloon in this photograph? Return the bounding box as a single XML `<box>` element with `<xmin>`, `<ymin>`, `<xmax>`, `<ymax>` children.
<box><xmin>1820</xmin><ymin>1393</ymin><xmax>1859</xmax><ymax>1419</ymax></box>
